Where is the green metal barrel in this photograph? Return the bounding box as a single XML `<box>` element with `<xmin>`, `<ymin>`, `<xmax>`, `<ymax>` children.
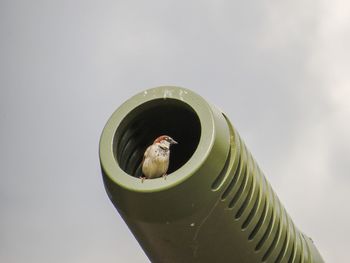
<box><xmin>99</xmin><ymin>86</ymin><xmax>324</xmax><ymax>263</ymax></box>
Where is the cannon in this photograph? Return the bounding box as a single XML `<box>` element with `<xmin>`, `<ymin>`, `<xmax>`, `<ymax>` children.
<box><xmin>99</xmin><ymin>86</ymin><xmax>324</xmax><ymax>263</ymax></box>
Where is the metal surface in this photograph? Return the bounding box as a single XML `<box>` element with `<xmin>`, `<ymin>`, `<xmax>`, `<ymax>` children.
<box><xmin>99</xmin><ymin>86</ymin><xmax>325</xmax><ymax>263</ymax></box>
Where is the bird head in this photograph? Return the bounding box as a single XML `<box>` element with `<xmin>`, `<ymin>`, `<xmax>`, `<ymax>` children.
<box><xmin>154</xmin><ymin>135</ymin><xmax>178</xmax><ymax>150</ymax></box>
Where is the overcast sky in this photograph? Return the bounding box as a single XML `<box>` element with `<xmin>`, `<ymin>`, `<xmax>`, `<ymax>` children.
<box><xmin>1</xmin><ymin>1</ymin><xmax>349</xmax><ymax>262</ymax></box>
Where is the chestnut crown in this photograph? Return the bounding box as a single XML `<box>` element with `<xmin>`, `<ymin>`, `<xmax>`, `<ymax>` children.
<box><xmin>154</xmin><ymin>135</ymin><xmax>178</xmax><ymax>145</ymax></box>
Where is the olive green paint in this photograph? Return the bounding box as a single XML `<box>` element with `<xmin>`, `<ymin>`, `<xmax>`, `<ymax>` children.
<box><xmin>99</xmin><ymin>86</ymin><xmax>324</xmax><ymax>263</ymax></box>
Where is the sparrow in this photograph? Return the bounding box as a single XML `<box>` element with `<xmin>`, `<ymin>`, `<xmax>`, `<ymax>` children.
<box><xmin>141</xmin><ymin>135</ymin><xmax>178</xmax><ymax>182</ymax></box>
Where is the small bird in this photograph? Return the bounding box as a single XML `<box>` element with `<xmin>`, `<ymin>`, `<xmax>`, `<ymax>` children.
<box><xmin>141</xmin><ymin>135</ymin><xmax>178</xmax><ymax>182</ymax></box>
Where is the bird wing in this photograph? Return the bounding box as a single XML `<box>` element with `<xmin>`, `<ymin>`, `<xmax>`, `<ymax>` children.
<box><xmin>142</xmin><ymin>145</ymin><xmax>151</xmax><ymax>165</ymax></box>
<box><xmin>138</xmin><ymin>146</ymin><xmax>151</xmax><ymax>178</ymax></box>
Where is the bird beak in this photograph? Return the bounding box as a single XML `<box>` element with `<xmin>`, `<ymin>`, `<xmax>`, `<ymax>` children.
<box><xmin>170</xmin><ymin>138</ymin><xmax>178</xmax><ymax>144</ymax></box>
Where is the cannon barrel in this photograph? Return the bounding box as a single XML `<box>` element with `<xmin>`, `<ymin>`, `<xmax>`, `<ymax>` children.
<box><xmin>99</xmin><ymin>86</ymin><xmax>324</xmax><ymax>263</ymax></box>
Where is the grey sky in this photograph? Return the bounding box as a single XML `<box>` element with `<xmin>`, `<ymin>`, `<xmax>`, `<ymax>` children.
<box><xmin>1</xmin><ymin>1</ymin><xmax>349</xmax><ymax>262</ymax></box>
